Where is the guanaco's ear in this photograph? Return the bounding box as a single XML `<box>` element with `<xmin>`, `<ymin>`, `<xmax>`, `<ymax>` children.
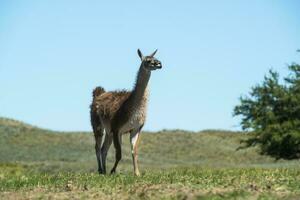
<box><xmin>137</xmin><ymin>49</ymin><xmax>144</xmax><ymax>60</ymax></box>
<box><xmin>150</xmin><ymin>49</ymin><xmax>158</xmax><ymax>57</ymax></box>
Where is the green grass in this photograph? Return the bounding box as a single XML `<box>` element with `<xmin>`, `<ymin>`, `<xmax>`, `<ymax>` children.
<box><xmin>1</xmin><ymin>167</ymin><xmax>300</xmax><ymax>199</ymax></box>
<box><xmin>1</xmin><ymin>117</ymin><xmax>300</xmax><ymax>199</ymax></box>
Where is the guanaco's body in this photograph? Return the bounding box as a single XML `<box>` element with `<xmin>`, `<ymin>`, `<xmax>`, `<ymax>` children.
<box><xmin>90</xmin><ymin>49</ymin><xmax>162</xmax><ymax>175</ymax></box>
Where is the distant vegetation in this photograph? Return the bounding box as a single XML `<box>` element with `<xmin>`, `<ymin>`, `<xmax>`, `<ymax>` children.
<box><xmin>234</xmin><ymin>62</ymin><xmax>300</xmax><ymax>159</ymax></box>
<box><xmin>1</xmin><ymin>117</ymin><xmax>299</xmax><ymax>173</ymax></box>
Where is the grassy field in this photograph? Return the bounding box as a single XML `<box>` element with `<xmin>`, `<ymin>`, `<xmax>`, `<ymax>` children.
<box><xmin>0</xmin><ymin>117</ymin><xmax>300</xmax><ymax>199</ymax></box>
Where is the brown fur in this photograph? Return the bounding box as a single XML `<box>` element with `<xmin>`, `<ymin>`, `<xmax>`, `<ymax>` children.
<box><xmin>91</xmin><ymin>90</ymin><xmax>131</xmax><ymax>121</ymax></box>
<box><xmin>92</xmin><ymin>87</ymin><xmax>105</xmax><ymax>98</ymax></box>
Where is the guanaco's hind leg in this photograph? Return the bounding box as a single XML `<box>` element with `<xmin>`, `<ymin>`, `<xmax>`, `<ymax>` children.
<box><xmin>130</xmin><ymin>129</ymin><xmax>141</xmax><ymax>176</ymax></box>
<box><xmin>110</xmin><ymin>131</ymin><xmax>122</xmax><ymax>174</ymax></box>
<box><xmin>101</xmin><ymin>131</ymin><xmax>113</xmax><ymax>174</ymax></box>
<box><xmin>91</xmin><ymin>113</ymin><xmax>105</xmax><ymax>174</ymax></box>
<box><xmin>94</xmin><ymin>126</ymin><xmax>105</xmax><ymax>174</ymax></box>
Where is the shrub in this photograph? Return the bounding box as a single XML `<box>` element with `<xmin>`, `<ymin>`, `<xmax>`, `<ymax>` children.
<box><xmin>234</xmin><ymin>63</ymin><xmax>300</xmax><ymax>159</ymax></box>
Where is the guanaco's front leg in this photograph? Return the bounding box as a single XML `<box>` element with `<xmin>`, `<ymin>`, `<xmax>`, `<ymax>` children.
<box><xmin>130</xmin><ymin>130</ymin><xmax>141</xmax><ymax>176</ymax></box>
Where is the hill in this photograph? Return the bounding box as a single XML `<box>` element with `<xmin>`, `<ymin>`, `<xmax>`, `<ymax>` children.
<box><xmin>1</xmin><ymin>117</ymin><xmax>299</xmax><ymax>173</ymax></box>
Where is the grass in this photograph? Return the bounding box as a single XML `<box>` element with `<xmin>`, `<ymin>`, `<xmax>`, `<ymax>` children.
<box><xmin>1</xmin><ymin>117</ymin><xmax>300</xmax><ymax>199</ymax></box>
<box><xmin>1</xmin><ymin>167</ymin><xmax>300</xmax><ymax>199</ymax></box>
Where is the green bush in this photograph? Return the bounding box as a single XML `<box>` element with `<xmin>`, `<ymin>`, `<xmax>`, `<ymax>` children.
<box><xmin>234</xmin><ymin>63</ymin><xmax>300</xmax><ymax>159</ymax></box>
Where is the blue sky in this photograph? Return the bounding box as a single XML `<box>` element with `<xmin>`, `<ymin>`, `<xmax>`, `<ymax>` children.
<box><xmin>1</xmin><ymin>1</ymin><xmax>300</xmax><ymax>132</ymax></box>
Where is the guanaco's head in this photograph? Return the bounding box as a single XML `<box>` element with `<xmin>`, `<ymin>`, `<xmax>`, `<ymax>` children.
<box><xmin>137</xmin><ymin>49</ymin><xmax>162</xmax><ymax>71</ymax></box>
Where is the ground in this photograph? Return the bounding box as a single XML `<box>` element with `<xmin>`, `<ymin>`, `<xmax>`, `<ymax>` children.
<box><xmin>0</xmin><ymin>117</ymin><xmax>300</xmax><ymax>199</ymax></box>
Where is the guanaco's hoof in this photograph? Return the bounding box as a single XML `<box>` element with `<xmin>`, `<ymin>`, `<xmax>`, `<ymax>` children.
<box><xmin>110</xmin><ymin>168</ymin><xmax>116</xmax><ymax>174</ymax></box>
<box><xmin>134</xmin><ymin>171</ymin><xmax>140</xmax><ymax>176</ymax></box>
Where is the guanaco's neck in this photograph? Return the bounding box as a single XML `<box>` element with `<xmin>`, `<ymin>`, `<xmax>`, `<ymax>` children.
<box><xmin>130</xmin><ymin>64</ymin><xmax>150</xmax><ymax>107</ymax></box>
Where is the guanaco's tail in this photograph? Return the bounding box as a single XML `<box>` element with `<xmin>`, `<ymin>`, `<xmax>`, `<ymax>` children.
<box><xmin>92</xmin><ymin>86</ymin><xmax>105</xmax><ymax>98</ymax></box>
